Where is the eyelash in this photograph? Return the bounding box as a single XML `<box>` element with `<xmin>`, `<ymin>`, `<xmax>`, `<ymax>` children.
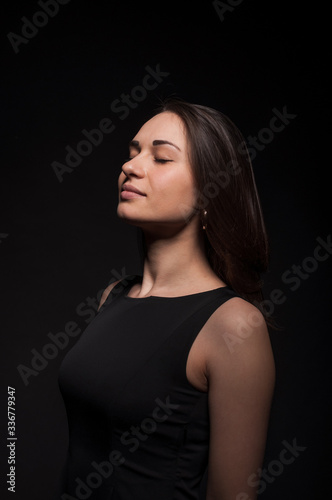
<box><xmin>124</xmin><ymin>158</ymin><xmax>172</xmax><ymax>164</ymax></box>
<box><xmin>154</xmin><ymin>158</ymin><xmax>172</xmax><ymax>164</ymax></box>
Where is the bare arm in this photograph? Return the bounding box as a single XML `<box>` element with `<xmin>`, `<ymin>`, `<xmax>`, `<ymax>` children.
<box><xmin>204</xmin><ymin>298</ymin><xmax>275</xmax><ymax>500</ymax></box>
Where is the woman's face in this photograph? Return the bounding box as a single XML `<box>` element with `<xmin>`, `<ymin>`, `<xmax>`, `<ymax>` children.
<box><xmin>117</xmin><ymin>111</ymin><xmax>199</xmax><ymax>232</ymax></box>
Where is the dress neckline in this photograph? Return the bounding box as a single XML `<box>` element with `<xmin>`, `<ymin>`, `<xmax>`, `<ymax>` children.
<box><xmin>123</xmin><ymin>275</ymin><xmax>229</xmax><ymax>300</ymax></box>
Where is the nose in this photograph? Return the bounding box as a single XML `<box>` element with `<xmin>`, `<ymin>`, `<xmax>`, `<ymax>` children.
<box><xmin>121</xmin><ymin>156</ymin><xmax>145</xmax><ymax>179</ymax></box>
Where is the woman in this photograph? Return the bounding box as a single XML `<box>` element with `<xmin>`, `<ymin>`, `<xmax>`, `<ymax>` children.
<box><xmin>56</xmin><ymin>98</ymin><xmax>275</xmax><ymax>500</ymax></box>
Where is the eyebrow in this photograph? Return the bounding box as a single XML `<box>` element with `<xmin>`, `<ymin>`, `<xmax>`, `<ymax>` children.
<box><xmin>152</xmin><ymin>140</ymin><xmax>181</xmax><ymax>151</ymax></box>
<box><xmin>129</xmin><ymin>139</ymin><xmax>181</xmax><ymax>152</ymax></box>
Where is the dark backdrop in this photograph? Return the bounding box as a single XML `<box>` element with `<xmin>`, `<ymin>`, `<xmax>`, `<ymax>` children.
<box><xmin>1</xmin><ymin>1</ymin><xmax>331</xmax><ymax>499</ymax></box>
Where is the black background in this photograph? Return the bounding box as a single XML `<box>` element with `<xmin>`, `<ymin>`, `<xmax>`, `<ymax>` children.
<box><xmin>1</xmin><ymin>1</ymin><xmax>331</xmax><ymax>499</ymax></box>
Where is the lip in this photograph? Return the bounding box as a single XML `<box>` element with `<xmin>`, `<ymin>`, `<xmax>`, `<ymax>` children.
<box><xmin>121</xmin><ymin>184</ymin><xmax>146</xmax><ymax>197</ymax></box>
<box><xmin>120</xmin><ymin>190</ymin><xmax>145</xmax><ymax>200</ymax></box>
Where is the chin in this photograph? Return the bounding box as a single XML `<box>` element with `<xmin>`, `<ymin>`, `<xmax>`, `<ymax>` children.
<box><xmin>117</xmin><ymin>206</ymin><xmax>142</xmax><ymax>226</ymax></box>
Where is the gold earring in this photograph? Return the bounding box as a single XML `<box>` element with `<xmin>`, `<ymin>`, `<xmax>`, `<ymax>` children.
<box><xmin>202</xmin><ymin>210</ymin><xmax>207</xmax><ymax>230</ymax></box>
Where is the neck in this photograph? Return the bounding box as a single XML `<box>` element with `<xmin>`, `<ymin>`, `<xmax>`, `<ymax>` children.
<box><xmin>136</xmin><ymin>220</ymin><xmax>220</xmax><ymax>295</ymax></box>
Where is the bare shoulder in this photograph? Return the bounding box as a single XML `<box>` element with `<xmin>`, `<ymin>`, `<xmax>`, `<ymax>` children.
<box><xmin>206</xmin><ymin>296</ymin><xmax>269</xmax><ymax>343</ymax></box>
<box><xmin>97</xmin><ymin>280</ymin><xmax>121</xmax><ymax>310</ymax></box>
<box><xmin>203</xmin><ymin>296</ymin><xmax>275</xmax><ymax>377</ymax></box>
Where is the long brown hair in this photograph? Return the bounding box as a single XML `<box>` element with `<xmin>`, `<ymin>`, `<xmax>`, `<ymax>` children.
<box><xmin>138</xmin><ymin>97</ymin><xmax>269</xmax><ymax>312</ymax></box>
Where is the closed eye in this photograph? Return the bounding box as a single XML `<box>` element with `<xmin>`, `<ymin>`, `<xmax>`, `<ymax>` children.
<box><xmin>154</xmin><ymin>158</ymin><xmax>173</xmax><ymax>164</ymax></box>
<box><xmin>124</xmin><ymin>157</ymin><xmax>173</xmax><ymax>164</ymax></box>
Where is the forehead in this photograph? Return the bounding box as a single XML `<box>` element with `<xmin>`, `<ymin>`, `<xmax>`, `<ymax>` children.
<box><xmin>133</xmin><ymin>112</ymin><xmax>187</xmax><ymax>146</ymax></box>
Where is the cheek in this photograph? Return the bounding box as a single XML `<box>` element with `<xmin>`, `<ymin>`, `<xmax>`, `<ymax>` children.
<box><xmin>152</xmin><ymin>171</ymin><xmax>197</xmax><ymax>223</ymax></box>
<box><xmin>153</xmin><ymin>170</ymin><xmax>196</xmax><ymax>201</ymax></box>
<box><xmin>174</xmin><ymin>175</ymin><xmax>197</xmax><ymax>208</ymax></box>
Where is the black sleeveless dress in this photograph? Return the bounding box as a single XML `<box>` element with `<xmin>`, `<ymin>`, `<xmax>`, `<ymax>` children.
<box><xmin>56</xmin><ymin>275</ymin><xmax>238</xmax><ymax>500</ymax></box>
